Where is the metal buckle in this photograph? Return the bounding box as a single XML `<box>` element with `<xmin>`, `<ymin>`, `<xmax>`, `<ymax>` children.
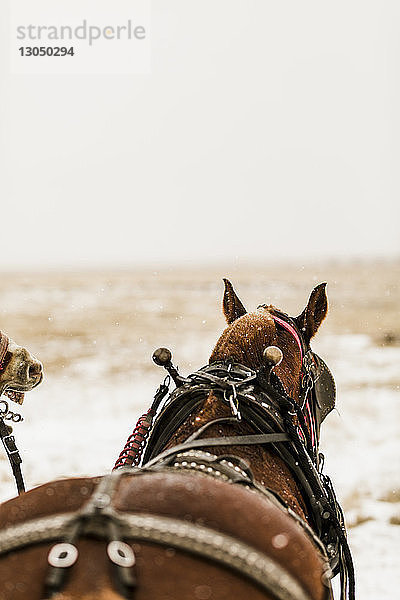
<box><xmin>224</xmin><ymin>386</ymin><xmax>241</xmax><ymax>420</ymax></box>
<box><xmin>2</xmin><ymin>434</ymin><xmax>19</xmax><ymax>455</ymax></box>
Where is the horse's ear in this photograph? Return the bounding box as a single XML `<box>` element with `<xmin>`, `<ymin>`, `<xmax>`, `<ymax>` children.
<box><xmin>222</xmin><ymin>279</ymin><xmax>247</xmax><ymax>324</ymax></box>
<box><xmin>295</xmin><ymin>283</ymin><xmax>328</xmax><ymax>342</ymax></box>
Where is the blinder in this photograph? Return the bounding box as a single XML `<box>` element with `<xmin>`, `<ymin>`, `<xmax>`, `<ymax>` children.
<box><xmin>304</xmin><ymin>351</ymin><xmax>336</xmax><ymax>433</ymax></box>
<box><xmin>265</xmin><ymin>308</ymin><xmax>336</xmax><ymax>433</ymax></box>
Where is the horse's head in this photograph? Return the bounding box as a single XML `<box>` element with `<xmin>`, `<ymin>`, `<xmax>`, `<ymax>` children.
<box><xmin>210</xmin><ymin>278</ymin><xmax>328</xmax><ymax>401</ymax></box>
<box><xmin>0</xmin><ymin>331</ymin><xmax>43</xmax><ymax>404</ymax></box>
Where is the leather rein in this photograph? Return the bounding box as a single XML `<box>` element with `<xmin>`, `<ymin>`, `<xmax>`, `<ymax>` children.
<box><xmin>0</xmin><ymin>332</ymin><xmax>25</xmax><ymax>495</ymax></box>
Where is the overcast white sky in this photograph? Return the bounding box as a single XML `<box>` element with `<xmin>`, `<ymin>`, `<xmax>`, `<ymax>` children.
<box><xmin>0</xmin><ymin>1</ymin><xmax>399</xmax><ymax>268</ymax></box>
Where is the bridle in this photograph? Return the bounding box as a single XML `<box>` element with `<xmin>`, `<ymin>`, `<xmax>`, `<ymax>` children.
<box><xmin>267</xmin><ymin>308</ymin><xmax>337</xmax><ymax>454</ymax></box>
<box><xmin>268</xmin><ymin>310</ymin><xmax>318</xmax><ymax>448</ymax></box>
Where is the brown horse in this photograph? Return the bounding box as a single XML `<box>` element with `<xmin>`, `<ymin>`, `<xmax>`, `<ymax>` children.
<box><xmin>0</xmin><ymin>281</ymin><xmax>353</xmax><ymax>600</ymax></box>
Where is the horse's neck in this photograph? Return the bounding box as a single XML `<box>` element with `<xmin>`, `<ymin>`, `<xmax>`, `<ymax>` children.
<box><xmin>165</xmin><ymin>391</ymin><xmax>311</xmax><ymax>525</ymax></box>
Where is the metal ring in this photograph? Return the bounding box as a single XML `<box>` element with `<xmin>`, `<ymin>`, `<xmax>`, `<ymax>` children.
<box><xmin>48</xmin><ymin>543</ymin><xmax>79</xmax><ymax>568</ymax></box>
<box><xmin>92</xmin><ymin>493</ymin><xmax>111</xmax><ymax>509</ymax></box>
<box><xmin>107</xmin><ymin>541</ymin><xmax>136</xmax><ymax>567</ymax></box>
<box><xmin>0</xmin><ymin>400</ymin><xmax>9</xmax><ymax>416</ymax></box>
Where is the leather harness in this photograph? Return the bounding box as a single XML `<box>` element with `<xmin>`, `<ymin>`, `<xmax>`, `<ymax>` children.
<box><xmin>140</xmin><ymin>361</ymin><xmax>349</xmax><ymax>582</ymax></box>
<box><xmin>132</xmin><ymin>311</ymin><xmax>353</xmax><ymax>600</ymax></box>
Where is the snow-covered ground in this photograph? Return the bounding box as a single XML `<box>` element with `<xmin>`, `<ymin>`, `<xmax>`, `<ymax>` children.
<box><xmin>0</xmin><ymin>264</ymin><xmax>399</xmax><ymax>599</ymax></box>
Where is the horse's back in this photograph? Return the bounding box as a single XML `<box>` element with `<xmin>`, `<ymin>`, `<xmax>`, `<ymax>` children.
<box><xmin>0</xmin><ymin>472</ymin><xmax>330</xmax><ymax>600</ymax></box>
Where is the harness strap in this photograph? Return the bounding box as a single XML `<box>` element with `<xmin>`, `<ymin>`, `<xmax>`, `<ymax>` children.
<box><xmin>0</xmin><ymin>417</ymin><xmax>25</xmax><ymax>494</ymax></box>
<box><xmin>280</xmin><ymin>407</ymin><xmax>355</xmax><ymax>600</ymax></box>
<box><xmin>144</xmin><ymin>432</ymin><xmax>290</xmax><ymax>470</ymax></box>
<box><xmin>44</xmin><ymin>470</ymin><xmax>136</xmax><ymax>599</ymax></box>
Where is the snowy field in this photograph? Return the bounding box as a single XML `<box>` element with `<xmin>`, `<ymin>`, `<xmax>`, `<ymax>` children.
<box><xmin>0</xmin><ymin>261</ymin><xmax>399</xmax><ymax>599</ymax></box>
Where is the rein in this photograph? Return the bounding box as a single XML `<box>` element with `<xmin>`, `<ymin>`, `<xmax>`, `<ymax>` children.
<box><xmin>0</xmin><ymin>401</ymin><xmax>25</xmax><ymax>495</ymax></box>
<box><xmin>0</xmin><ymin>331</ymin><xmax>25</xmax><ymax>495</ymax></box>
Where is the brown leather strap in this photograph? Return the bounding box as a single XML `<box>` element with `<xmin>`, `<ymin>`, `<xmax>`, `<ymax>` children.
<box><xmin>144</xmin><ymin>431</ymin><xmax>290</xmax><ymax>469</ymax></box>
<box><xmin>0</xmin><ymin>417</ymin><xmax>25</xmax><ymax>494</ymax></box>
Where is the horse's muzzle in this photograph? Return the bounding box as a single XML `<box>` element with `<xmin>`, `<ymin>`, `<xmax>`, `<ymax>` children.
<box><xmin>1</xmin><ymin>347</ymin><xmax>44</xmax><ymax>404</ymax></box>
